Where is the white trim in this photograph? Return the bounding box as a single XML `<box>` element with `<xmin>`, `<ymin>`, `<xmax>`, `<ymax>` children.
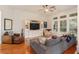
<box><xmin>77</xmin><ymin>6</ymin><xmax>79</xmax><ymax>52</ymax></box>
<box><xmin>0</xmin><ymin>11</ymin><xmax>1</xmax><ymax>44</ymax></box>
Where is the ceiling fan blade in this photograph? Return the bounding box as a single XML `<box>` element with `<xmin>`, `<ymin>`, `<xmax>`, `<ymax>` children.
<box><xmin>49</xmin><ymin>9</ymin><xmax>54</xmax><ymax>12</ymax></box>
<box><xmin>42</xmin><ymin>5</ymin><xmax>45</xmax><ymax>8</ymax></box>
<box><xmin>46</xmin><ymin>5</ymin><xmax>48</xmax><ymax>7</ymax></box>
<box><xmin>42</xmin><ymin>5</ymin><xmax>48</xmax><ymax>8</ymax></box>
<box><xmin>49</xmin><ymin>7</ymin><xmax>56</xmax><ymax>11</ymax></box>
<box><xmin>50</xmin><ymin>6</ymin><xmax>55</xmax><ymax>8</ymax></box>
<box><xmin>38</xmin><ymin>9</ymin><xmax>44</xmax><ymax>12</ymax></box>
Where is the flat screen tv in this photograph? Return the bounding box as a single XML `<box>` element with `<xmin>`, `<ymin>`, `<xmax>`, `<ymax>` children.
<box><xmin>30</xmin><ymin>23</ymin><xmax>40</xmax><ymax>30</ymax></box>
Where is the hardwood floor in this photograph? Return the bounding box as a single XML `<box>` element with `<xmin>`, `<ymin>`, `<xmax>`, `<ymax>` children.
<box><xmin>0</xmin><ymin>43</ymin><xmax>76</xmax><ymax>54</ymax></box>
<box><xmin>0</xmin><ymin>43</ymin><xmax>32</xmax><ymax>54</ymax></box>
<box><xmin>64</xmin><ymin>44</ymin><xmax>76</xmax><ymax>54</ymax></box>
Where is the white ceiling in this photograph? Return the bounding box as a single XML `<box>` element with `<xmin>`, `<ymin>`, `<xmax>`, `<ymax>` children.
<box><xmin>0</xmin><ymin>5</ymin><xmax>77</xmax><ymax>14</ymax></box>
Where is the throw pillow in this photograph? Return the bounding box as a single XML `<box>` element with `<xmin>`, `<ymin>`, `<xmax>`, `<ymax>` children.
<box><xmin>38</xmin><ymin>37</ymin><xmax>47</xmax><ymax>45</ymax></box>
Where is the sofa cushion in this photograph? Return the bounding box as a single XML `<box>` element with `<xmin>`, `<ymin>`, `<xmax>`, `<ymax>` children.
<box><xmin>30</xmin><ymin>41</ymin><xmax>46</xmax><ymax>54</ymax></box>
<box><xmin>45</xmin><ymin>42</ymin><xmax>63</xmax><ymax>54</ymax></box>
<box><xmin>43</xmin><ymin>30</ymin><xmax>52</xmax><ymax>37</ymax></box>
<box><xmin>38</xmin><ymin>37</ymin><xmax>47</xmax><ymax>45</ymax></box>
<box><xmin>45</xmin><ymin>37</ymin><xmax>61</xmax><ymax>46</ymax></box>
<box><xmin>32</xmin><ymin>38</ymin><xmax>40</xmax><ymax>44</ymax></box>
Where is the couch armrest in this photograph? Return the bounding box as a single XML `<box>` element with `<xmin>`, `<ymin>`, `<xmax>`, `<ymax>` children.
<box><xmin>45</xmin><ymin>42</ymin><xmax>63</xmax><ymax>54</ymax></box>
<box><xmin>30</xmin><ymin>42</ymin><xmax>46</xmax><ymax>54</ymax></box>
<box><xmin>40</xmin><ymin>44</ymin><xmax>47</xmax><ymax>50</ymax></box>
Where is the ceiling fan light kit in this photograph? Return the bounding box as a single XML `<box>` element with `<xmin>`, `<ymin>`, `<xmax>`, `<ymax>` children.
<box><xmin>45</xmin><ymin>8</ymin><xmax>49</xmax><ymax>12</ymax></box>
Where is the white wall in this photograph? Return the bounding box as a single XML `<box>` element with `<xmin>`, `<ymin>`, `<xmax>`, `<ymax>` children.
<box><xmin>0</xmin><ymin>6</ymin><xmax>45</xmax><ymax>32</ymax></box>
<box><xmin>0</xmin><ymin>6</ymin><xmax>47</xmax><ymax>44</ymax></box>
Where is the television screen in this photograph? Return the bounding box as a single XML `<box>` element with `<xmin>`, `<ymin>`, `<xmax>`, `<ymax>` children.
<box><xmin>30</xmin><ymin>23</ymin><xmax>40</xmax><ymax>30</ymax></box>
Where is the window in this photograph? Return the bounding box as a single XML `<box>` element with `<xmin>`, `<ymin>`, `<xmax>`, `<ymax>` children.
<box><xmin>60</xmin><ymin>20</ymin><xmax>67</xmax><ymax>32</ymax></box>
<box><xmin>69</xmin><ymin>19</ymin><xmax>77</xmax><ymax>34</ymax></box>
<box><xmin>53</xmin><ymin>21</ymin><xmax>58</xmax><ymax>32</ymax></box>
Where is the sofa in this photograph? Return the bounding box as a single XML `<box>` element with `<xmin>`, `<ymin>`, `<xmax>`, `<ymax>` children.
<box><xmin>30</xmin><ymin>34</ymin><xmax>77</xmax><ymax>54</ymax></box>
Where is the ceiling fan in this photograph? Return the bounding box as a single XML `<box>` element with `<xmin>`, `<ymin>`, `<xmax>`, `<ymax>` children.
<box><xmin>40</xmin><ymin>5</ymin><xmax>56</xmax><ymax>13</ymax></box>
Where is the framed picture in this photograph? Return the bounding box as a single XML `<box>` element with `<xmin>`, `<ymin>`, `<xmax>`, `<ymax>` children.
<box><xmin>4</xmin><ymin>18</ymin><xmax>13</xmax><ymax>30</ymax></box>
<box><xmin>44</xmin><ymin>22</ymin><xmax>47</xmax><ymax>28</ymax></box>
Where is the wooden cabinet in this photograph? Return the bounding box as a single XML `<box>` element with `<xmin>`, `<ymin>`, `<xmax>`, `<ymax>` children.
<box><xmin>2</xmin><ymin>35</ymin><xmax>12</xmax><ymax>44</ymax></box>
<box><xmin>2</xmin><ymin>33</ymin><xmax>24</xmax><ymax>44</ymax></box>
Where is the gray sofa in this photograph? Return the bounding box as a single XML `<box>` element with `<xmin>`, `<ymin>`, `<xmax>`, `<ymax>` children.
<box><xmin>30</xmin><ymin>35</ymin><xmax>77</xmax><ymax>54</ymax></box>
